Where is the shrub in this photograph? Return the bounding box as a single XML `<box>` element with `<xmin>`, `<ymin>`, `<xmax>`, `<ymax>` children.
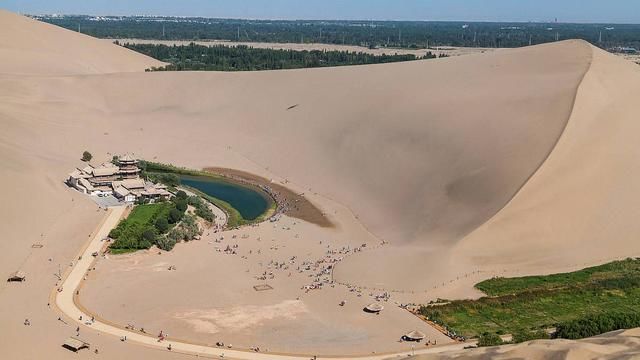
<box><xmin>167</xmin><ymin>227</ymin><xmax>186</xmax><ymax>242</ymax></box>
<box><xmin>156</xmin><ymin>236</ymin><xmax>177</xmax><ymax>251</ymax></box>
<box><xmin>555</xmin><ymin>311</ymin><xmax>640</xmax><ymax>339</ymax></box>
<box><xmin>155</xmin><ymin>218</ymin><xmax>169</xmax><ymax>233</ymax></box>
<box><xmin>82</xmin><ymin>151</ymin><xmax>93</xmax><ymax>162</ymax></box>
<box><xmin>109</xmin><ymin>228</ymin><xmax>121</xmax><ymax>239</ymax></box>
<box><xmin>154</xmin><ymin>173</ymin><xmax>180</xmax><ymax>187</ymax></box>
<box><xmin>188</xmin><ymin>195</ymin><xmax>214</xmax><ymax>222</ymax></box>
<box><xmin>477</xmin><ymin>332</ymin><xmax>503</xmax><ymax>347</ymax></box>
<box><xmin>181</xmin><ymin>214</ymin><xmax>201</xmax><ymax>240</ymax></box>
<box><xmin>142</xmin><ymin>228</ymin><xmax>157</xmax><ymax>242</ymax></box>
<box><xmin>168</xmin><ymin>208</ymin><xmax>183</xmax><ymax>223</ymax></box>
<box><xmin>512</xmin><ymin>329</ymin><xmax>549</xmax><ymax>343</ymax></box>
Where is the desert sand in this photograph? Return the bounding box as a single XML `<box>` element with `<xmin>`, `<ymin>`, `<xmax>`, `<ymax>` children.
<box><xmin>2</xmin><ymin>8</ymin><xmax>640</xmax><ymax>360</ymax></box>
<box><xmin>415</xmin><ymin>328</ymin><xmax>640</xmax><ymax>360</ymax></box>
<box><xmin>0</xmin><ymin>11</ymin><xmax>164</xmax><ymax>75</ymax></box>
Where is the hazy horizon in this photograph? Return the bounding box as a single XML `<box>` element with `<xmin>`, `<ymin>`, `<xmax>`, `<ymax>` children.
<box><xmin>3</xmin><ymin>0</ymin><xmax>640</xmax><ymax>24</ymax></box>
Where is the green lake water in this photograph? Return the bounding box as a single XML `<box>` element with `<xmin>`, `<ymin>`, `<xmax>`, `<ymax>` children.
<box><xmin>180</xmin><ymin>175</ymin><xmax>269</xmax><ymax>220</ymax></box>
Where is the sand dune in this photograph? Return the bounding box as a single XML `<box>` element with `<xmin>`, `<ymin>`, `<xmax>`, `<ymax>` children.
<box><xmin>416</xmin><ymin>328</ymin><xmax>640</xmax><ymax>360</ymax></box>
<box><xmin>0</xmin><ymin>10</ymin><xmax>164</xmax><ymax>75</ymax></box>
<box><xmin>1</xmin><ymin>9</ymin><xmax>640</xmax><ymax>360</ymax></box>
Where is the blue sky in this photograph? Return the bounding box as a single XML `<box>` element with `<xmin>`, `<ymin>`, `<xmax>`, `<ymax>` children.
<box><xmin>3</xmin><ymin>0</ymin><xmax>640</xmax><ymax>23</ymax></box>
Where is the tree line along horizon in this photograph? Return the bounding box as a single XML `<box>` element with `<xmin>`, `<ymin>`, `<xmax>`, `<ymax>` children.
<box><xmin>120</xmin><ymin>41</ymin><xmax>443</xmax><ymax>71</ymax></box>
<box><xmin>37</xmin><ymin>15</ymin><xmax>640</xmax><ymax>50</ymax></box>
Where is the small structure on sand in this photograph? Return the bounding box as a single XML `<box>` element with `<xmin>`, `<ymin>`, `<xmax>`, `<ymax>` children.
<box><xmin>62</xmin><ymin>337</ymin><xmax>90</xmax><ymax>352</ymax></box>
<box><xmin>364</xmin><ymin>303</ymin><xmax>384</xmax><ymax>313</ymax></box>
<box><xmin>7</xmin><ymin>271</ymin><xmax>26</xmax><ymax>282</ymax></box>
<box><xmin>403</xmin><ymin>330</ymin><xmax>426</xmax><ymax>342</ymax></box>
<box><xmin>253</xmin><ymin>284</ymin><xmax>273</xmax><ymax>291</ymax></box>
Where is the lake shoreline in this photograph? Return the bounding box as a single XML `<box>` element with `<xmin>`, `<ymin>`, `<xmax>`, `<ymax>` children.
<box><xmin>204</xmin><ymin>167</ymin><xmax>333</xmax><ymax>228</ymax></box>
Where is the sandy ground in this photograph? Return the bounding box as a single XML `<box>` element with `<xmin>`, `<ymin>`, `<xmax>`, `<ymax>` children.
<box><xmin>0</xmin><ymin>11</ymin><xmax>163</xmax><ymax>75</ymax></box>
<box><xmin>614</xmin><ymin>52</ymin><xmax>640</xmax><ymax>65</ymax></box>
<box><xmin>414</xmin><ymin>328</ymin><xmax>640</xmax><ymax>360</ymax></box>
<box><xmin>105</xmin><ymin>39</ymin><xmax>497</xmax><ymax>58</ymax></box>
<box><xmin>80</xmin><ymin>203</ymin><xmax>451</xmax><ymax>355</ymax></box>
<box><xmin>3</xmin><ymin>8</ymin><xmax>640</xmax><ymax>360</ymax></box>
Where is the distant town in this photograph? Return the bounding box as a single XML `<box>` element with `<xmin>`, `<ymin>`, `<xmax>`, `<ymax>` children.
<box><xmin>33</xmin><ymin>14</ymin><xmax>640</xmax><ymax>50</ymax></box>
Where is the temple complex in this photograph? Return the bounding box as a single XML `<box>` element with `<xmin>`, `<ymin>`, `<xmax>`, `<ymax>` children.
<box><xmin>67</xmin><ymin>154</ymin><xmax>170</xmax><ymax>202</ymax></box>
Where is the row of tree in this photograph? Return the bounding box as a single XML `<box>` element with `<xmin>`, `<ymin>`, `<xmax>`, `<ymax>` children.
<box><xmin>476</xmin><ymin>310</ymin><xmax>640</xmax><ymax>347</ymax></box>
<box><xmin>555</xmin><ymin>311</ymin><xmax>640</xmax><ymax>340</ymax></box>
<box><xmin>121</xmin><ymin>43</ymin><xmax>439</xmax><ymax>71</ymax></box>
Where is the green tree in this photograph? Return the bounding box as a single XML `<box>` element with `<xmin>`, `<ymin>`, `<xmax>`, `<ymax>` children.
<box><xmin>512</xmin><ymin>329</ymin><xmax>548</xmax><ymax>343</ymax></box>
<box><xmin>142</xmin><ymin>228</ymin><xmax>157</xmax><ymax>243</ymax></box>
<box><xmin>477</xmin><ymin>332</ymin><xmax>503</xmax><ymax>347</ymax></box>
<box><xmin>157</xmin><ymin>236</ymin><xmax>177</xmax><ymax>251</ymax></box>
<box><xmin>82</xmin><ymin>151</ymin><xmax>93</xmax><ymax>162</ymax></box>
<box><xmin>168</xmin><ymin>208</ymin><xmax>183</xmax><ymax>223</ymax></box>
<box><xmin>175</xmin><ymin>190</ymin><xmax>188</xmax><ymax>200</ymax></box>
<box><xmin>159</xmin><ymin>173</ymin><xmax>180</xmax><ymax>187</ymax></box>
<box><xmin>109</xmin><ymin>228</ymin><xmax>121</xmax><ymax>239</ymax></box>
<box><xmin>154</xmin><ymin>217</ymin><xmax>169</xmax><ymax>233</ymax></box>
<box><xmin>174</xmin><ymin>199</ymin><xmax>188</xmax><ymax>212</ymax></box>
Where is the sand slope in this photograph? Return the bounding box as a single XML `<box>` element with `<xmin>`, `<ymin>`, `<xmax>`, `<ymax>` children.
<box><xmin>418</xmin><ymin>328</ymin><xmax>640</xmax><ymax>360</ymax></box>
<box><xmin>0</xmin><ymin>10</ymin><xmax>164</xmax><ymax>75</ymax></box>
<box><xmin>454</xmin><ymin>44</ymin><xmax>640</xmax><ymax>270</ymax></box>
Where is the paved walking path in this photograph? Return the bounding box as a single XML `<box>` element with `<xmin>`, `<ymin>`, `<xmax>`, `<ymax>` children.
<box><xmin>55</xmin><ymin>206</ymin><xmax>474</xmax><ymax>360</ymax></box>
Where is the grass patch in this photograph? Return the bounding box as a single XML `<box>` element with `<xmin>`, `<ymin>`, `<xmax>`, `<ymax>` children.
<box><xmin>108</xmin><ymin>248</ymin><xmax>139</xmax><ymax>255</ymax></box>
<box><xmin>419</xmin><ymin>258</ymin><xmax>640</xmax><ymax>339</ymax></box>
<box><xmin>475</xmin><ymin>260</ymin><xmax>640</xmax><ymax>296</ymax></box>
<box><xmin>109</xmin><ymin>203</ymin><xmax>173</xmax><ymax>250</ymax></box>
<box><xmin>109</xmin><ymin>194</ymin><xmax>193</xmax><ymax>252</ymax></box>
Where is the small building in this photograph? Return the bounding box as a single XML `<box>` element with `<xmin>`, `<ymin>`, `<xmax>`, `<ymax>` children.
<box><xmin>364</xmin><ymin>303</ymin><xmax>384</xmax><ymax>313</ymax></box>
<box><xmin>67</xmin><ymin>169</ymin><xmax>91</xmax><ymax>193</ymax></box>
<box><xmin>7</xmin><ymin>271</ymin><xmax>26</xmax><ymax>282</ymax></box>
<box><xmin>112</xmin><ymin>178</ymin><xmax>170</xmax><ymax>201</ymax></box>
<box><xmin>62</xmin><ymin>337</ymin><xmax>90</xmax><ymax>352</ymax></box>
<box><xmin>140</xmin><ymin>183</ymin><xmax>172</xmax><ymax>199</ymax></box>
<box><xmin>403</xmin><ymin>330</ymin><xmax>426</xmax><ymax>342</ymax></box>
<box><xmin>113</xmin><ymin>186</ymin><xmax>136</xmax><ymax>203</ymax></box>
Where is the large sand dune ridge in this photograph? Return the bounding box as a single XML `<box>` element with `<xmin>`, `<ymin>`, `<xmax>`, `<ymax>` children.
<box><xmin>0</xmin><ymin>9</ymin><xmax>164</xmax><ymax>75</ymax></box>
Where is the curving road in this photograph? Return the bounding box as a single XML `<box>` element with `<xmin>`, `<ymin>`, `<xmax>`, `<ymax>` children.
<box><xmin>55</xmin><ymin>205</ymin><xmax>474</xmax><ymax>359</ymax></box>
